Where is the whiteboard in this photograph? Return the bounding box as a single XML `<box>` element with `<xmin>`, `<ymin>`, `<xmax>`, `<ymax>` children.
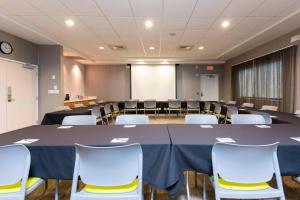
<box><xmin>131</xmin><ymin>65</ymin><xmax>176</xmax><ymax>101</ymax></box>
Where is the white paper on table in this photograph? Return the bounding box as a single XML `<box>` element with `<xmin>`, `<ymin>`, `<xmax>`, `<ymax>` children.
<box><xmin>15</xmin><ymin>139</ymin><xmax>39</xmax><ymax>144</ymax></box>
<box><xmin>200</xmin><ymin>125</ymin><xmax>213</xmax><ymax>128</ymax></box>
<box><xmin>255</xmin><ymin>125</ymin><xmax>271</xmax><ymax>128</ymax></box>
<box><xmin>296</xmin><ymin>115</ymin><xmax>300</xmax><ymax>118</ymax></box>
<box><xmin>110</xmin><ymin>138</ymin><xmax>129</xmax><ymax>143</ymax></box>
<box><xmin>216</xmin><ymin>138</ymin><xmax>236</xmax><ymax>143</ymax></box>
<box><xmin>239</xmin><ymin>108</ymin><xmax>246</xmax><ymax>111</ymax></box>
<box><xmin>290</xmin><ymin>137</ymin><xmax>300</xmax><ymax>142</ymax></box>
<box><xmin>88</xmin><ymin>109</ymin><xmax>93</xmax><ymax>111</ymax></box>
<box><xmin>124</xmin><ymin>125</ymin><xmax>136</xmax><ymax>128</ymax></box>
<box><xmin>270</xmin><ymin>115</ymin><xmax>277</xmax><ymax>118</ymax></box>
<box><xmin>58</xmin><ymin>126</ymin><xmax>73</xmax><ymax>129</ymax></box>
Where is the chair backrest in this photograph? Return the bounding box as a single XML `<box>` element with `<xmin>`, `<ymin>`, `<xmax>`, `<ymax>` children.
<box><xmin>168</xmin><ymin>99</ymin><xmax>181</xmax><ymax>108</ymax></box>
<box><xmin>261</xmin><ymin>105</ymin><xmax>278</xmax><ymax>111</ymax></box>
<box><xmin>214</xmin><ymin>103</ymin><xmax>222</xmax><ymax>114</ymax></box>
<box><xmin>185</xmin><ymin>114</ymin><xmax>218</xmax><ymax>124</ymax></box>
<box><xmin>0</xmin><ymin>145</ymin><xmax>30</xmax><ymax>187</ymax></box>
<box><xmin>125</xmin><ymin>100</ymin><xmax>138</xmax><ymax>109</ymax></box>
<box><xmin>212</xmin><ymin>142</ymin><xmax>279</xmax><ymax>183</ymax></box>
<box><xmin>227</xmin><ymin>101</ymin><xmax>236</xmax><ymax>105</ymax></box>
<box><xmin>226</xmin><ymin>106</ymin><xmax>238</xmax><ymax>118</ymax></box>
<box><xmin>144</xmin><ymin>100</ymin><xmax>156</xmax><ymax>109</ymax></box>
<box><xmin>242</xmin><ymin>102</ymin><xmax>254</xmax><ymax>108</ymax></box>
<box><xmin>115</xmin><ymin>115</ymin><xmax>150</xmax><ymax>125</ymax></box>
<box><xmin>91</xmin><ymin>106</ymin><xmax>101</xmax><ymax>118</ymax></box>
<box><xmin>89</xmin><ymin>101</ymin><xmax>97</xmax><ymax>106</ymax></box>
<box><xmin>104</xmin><ymin>104</ymin><xmax>112</xmax><ymax>115</ymax></box>
<box><xmin>256</xmin><ymin>112</ymin><xmax>272</xmax><ymax>124</ymax></box>
<box><xmin>231</xmin><ymin>114</ymin><xmax>266</xmax><ymax>124</ymax></box>
<box><xmin>74</xmin><ymin>103</ymin><xmax>85</xmax><ymax>108</ymax></box>
<box><xmin>187</xmin><ymin>101</ymin><xmax>200</xmax><ymax>109</ymax></box>
<box><xmin>295</xmin><ymin>110</ymin><xmax>300</xmax><ymax>115</ymax></box>
<box><xmin>74</xmin><ymin>143</ymin><xmax>142</xmax><ymax>186</ymax></box>
<box><xmin>54</xmin><ymin>106</ymin><xmax>71</xmax><ymax>111</ymax></box>
<box><xmin>62</xmin><ymin>115</ymin><xmax>97</xmax><ymax>125</ymax></box>
<box><xmin>219</xmin><ymin>100</ymin><xmax>225</xmax><ymax>103</ymax></box>
<box><xmin>112</xmin><ymin>102</ymin><xmax>119</xmax><ymax>112</ymax></box>
<box><xmin>204</xmin><ymin>102</ymin><xmax>211</xmax><ymax>110</ymax></box>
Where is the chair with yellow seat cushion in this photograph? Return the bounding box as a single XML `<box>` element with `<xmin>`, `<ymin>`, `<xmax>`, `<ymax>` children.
<box><xmin>0</xmin><ymin>145</ymin><xmax>45</xmax><ymax>200</ymax></box>
<box><xmin>213</xmin><ymin>103</ymin><xmax>225</xmax><ymax>123</ymax></box>
<box><xmin>71</xmin><ymin>143</ymin><xmax>143</xmax><ymax>200</ymax></box>
<box><xmin>211</xmin><ymin>142</ymin><xmax>285</xmax><ymax>200</ymax></box>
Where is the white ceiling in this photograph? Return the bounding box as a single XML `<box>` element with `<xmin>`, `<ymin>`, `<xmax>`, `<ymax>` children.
<box><xmin>0</xmin><ymin>0</ymin><xmax>300</xmax><ymax>64</ymax></box>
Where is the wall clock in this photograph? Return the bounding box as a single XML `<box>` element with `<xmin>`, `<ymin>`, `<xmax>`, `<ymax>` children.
<box><xmin>0</xmin><ymin>42</ymin><xmax>13</xmax><ymax>54</ymax></box>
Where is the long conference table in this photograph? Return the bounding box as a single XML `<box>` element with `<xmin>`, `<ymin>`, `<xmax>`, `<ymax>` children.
<box><xmin>1</xmin><ymin>118</ymin><xmax>300</xmax><ymax>198</ymax></box>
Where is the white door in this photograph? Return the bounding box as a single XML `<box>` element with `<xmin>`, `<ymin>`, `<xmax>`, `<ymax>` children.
<box><xmin>0</xmin><ymin>59</ymin><xmax>38</xmax><ymax>133</ymax></box>
<box><xmin>200</xmin><ymin>74</ymin><xmax>219</xmax><ymax>101</ymax></box>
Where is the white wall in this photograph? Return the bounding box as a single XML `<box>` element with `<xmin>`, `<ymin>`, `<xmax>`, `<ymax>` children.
<box><xmin>63</xmin><ymin>57</ymin><xmax>85</xmax><ymax>98</ymax></box>
<box><xmin>131</xmin><ymin>65</ymin><xmax>176</xmax><ymax>101</ymax></box>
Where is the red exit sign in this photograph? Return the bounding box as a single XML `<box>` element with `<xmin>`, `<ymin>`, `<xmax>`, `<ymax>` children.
<box><xmin>207</xmin><ymin>65</ymin><xmax>214</xmax><ymax>71</ymax></box>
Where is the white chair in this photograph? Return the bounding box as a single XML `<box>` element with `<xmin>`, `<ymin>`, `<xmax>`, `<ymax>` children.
<box><xmin>71</xmin><ymin>143</ymin><xmax>143</xmax><ymax>200</ymax></box>
<box><xmin>256</xmin><ymin>112</ymin><xmax>272</xmax><ymax>124</ymax></box>
<box><xmin>231</xmin><ymin>114</ymin><xmax>266</xmax><ymax>124</ymax></box>
<box><xmin>88</xmin><ymin>101</ymin><xmax>97</xmax><ymax>106</ymax></box>
<box><xmin>212</xmin><ymin>142</ymin><xmax>285</xmax><ymax>200</ymax></box>
<box><xmin>0</xmin><ymin>144</ymin><xmax>45</xmax><ymax>200</ymax></box>
<box><xmin>186</xmin><ymin>100</ymin><xmax>200</xmax><ymax>114</ymax></box>
<box><xmin>62</xmin><ymin>115</ymin><xmax>97</xmax><ymax>125</ymax></box>
<box><xmin>54</xmin><ymin>106</ymin><xmax>71</xmax><ymax>111</ymax></box>
<box><xmin>91</xmin><ymin>106</ymin><xmax>103</xmax><ymax>125</ymax></box>
<box><xmin>225</xmin><ymin>106</ymin><xmax>238</xmax><ymax>123</ymax></box>
<box><xmin>294</xmin><ymin>110</ymin><xmax>300</xmax><ymax>115</ymax></box>
<box><xmin>203</xmin><ymin>102</ymin><xmax>212</xmax><ymax>114</ymax></box>
<box><xmin>241</xmin><ymin>103</ymin><xmax>254</xmax><ymax>108</ymax></box>
<box><xmin>185</xmin><ymin>114</ymin><xmax>218</xmax><ymax>124</ymax></box>
<box><xmin>185</xmin><ymin>114</ymin><xmax>218</xmax><ymax>200</ymax></box>
<box><xmin>124</xmin><ymin>100</ymin><xmax>138</xmax><ymax>114</ymax></box>
<box><xmin>214</xmin><ymin>103</ymin><xmax>225</xmax><ymax>123</ymax></box>
<box><xmin>227</xmin><ymin>101</ymin><xmax>236</xmax><ymax>105</ymax></box>
<box><xmin>74</xmin><ymin>103</ymin><xmax>85</xmax><ymax>108</ymax></box>
<box><xmin>115</xmin><ymin>115</ymin><xmax>149</xmax><ymax>125</ymax></box>
<box><xmin>260</xmin><ymin>105</ymin><xmax>278</xmax><ymax>111</ymax></box>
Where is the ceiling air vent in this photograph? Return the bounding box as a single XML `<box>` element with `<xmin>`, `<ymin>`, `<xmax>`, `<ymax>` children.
<box><xmin>177</xmin><ymin>45</ymin><xmax>194</xmax><ymax>51</ymax></box>
<box><xmin>109</xmin><ymin>45</ymin><xmax>127</xmax><ymax>51</ymax></box>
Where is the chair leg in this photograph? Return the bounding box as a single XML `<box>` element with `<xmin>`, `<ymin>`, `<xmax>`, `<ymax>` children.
<box><xmin>195</xmin><ymin>171</ymin><xmax>198</xmax><ymax>188</ymax></box>
<box><xmin>186</xmin><ymin>171</ymin><xmax>191</xmax><ymax>200</ymax></box>
<box><xmin>55</xmin><ymin>179</ymin><xmax>59</xmax><ymax>200</ymax></box>
<box><xmin>150</xmin><ymin>187</ymin><xmax>155</xmax><ymax>200</ymax></box>
<box><xmin>202</xmin><ymin>175</ymin><xmax>206</xmax><ymax>200</ymax></box>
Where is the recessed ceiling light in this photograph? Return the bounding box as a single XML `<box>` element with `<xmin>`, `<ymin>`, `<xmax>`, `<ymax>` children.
<box><xmin>149</xmin><ymin>46</ymin><xmax>155</xmax><ymax>50</ymax></box>
<box><xmin>65</xmin><ymin>19</ymin><xmax>75</xmax><ymax>27</ymax></box>
<box><xmin>198</xmin><ymin>46</ymin><xmax>204</xmax><ymax>50</ymax></box>
<box><xmin>221</xmin><ymin>20</ymin><xmax>230</xmax><ymax>28</ymax></box>
<box><xmin>99</xmin><ymin>46</ymin><xmax>104</xmax><ymax>50</ymax></box>
<box><xmin>145</xmin><ymin>20</ymin><xmax>153</xmax><ymax>28</ymax></box>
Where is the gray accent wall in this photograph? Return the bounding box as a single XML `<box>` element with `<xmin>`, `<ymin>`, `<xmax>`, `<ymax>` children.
<box><xmin>38</xmin><ymin>45</ymin><xmax>64</xmax><ymax>120</ymax></box>
<box><xmin>85</xmin><ymin>65</ymin><xmax>130</xmax><ymax>101</ymax></box>
<box><xmin>176</xmin><ymin>64</ymin><xmax>224</xmax><ymax>100</ymax></box>
<box><xmin>0</xmin><ymin>29</ymin><xmax>38</xmax><ymax>65</ymax></box>
<box><xmin>223</xmin><ymin>28</ymin><xmax>300</xmax><ymax>110</ymax></box>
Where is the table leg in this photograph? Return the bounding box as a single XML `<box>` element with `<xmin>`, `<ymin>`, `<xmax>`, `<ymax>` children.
<box><xmin>202</xmin><ymin>175</ymin><xmax>206</xmax><ymax>200</ymax></box>
<box><xmin>55</xmin><ymin>179</ymin><xmax>59</xmax><ymax>200</ymax></box>
<box><xmin>186</xmin><ymin>172</ymin><xmax>191</xmax><ymax>200</ymax></box>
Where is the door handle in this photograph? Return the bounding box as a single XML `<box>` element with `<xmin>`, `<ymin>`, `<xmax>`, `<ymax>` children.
<box><xmin>7</xmin><ymin>86</ymin><xmax>13</xmax><ymax>102</ymax></box>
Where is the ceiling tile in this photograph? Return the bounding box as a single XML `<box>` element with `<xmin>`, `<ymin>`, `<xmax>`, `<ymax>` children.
<box><xmin>0</xmin><ymin>0</ymin><xmax>42</xmax><ymax>15</ymax></box>
<box><xmin>60</xmin><ymin>0</ymin><xmax>103</xmax><ymax>16</ymax></box>
<box><xmin>162</xmin><ymin>18</ymin><xmax>188</xmax><ymax>30</ymax></box>
<box><xmin>187</xmin><ymin>18</ymin><xmax>215</xmax><ymax>29</ymax></box>
<box><xmin>109</xmin><ymin>17</ymin><xmax>137</xmax><ymax>31</ymax></box>
<box><xmin>79</xmin><ymin>16</ymin><xmax>112</xmax><ymax>31</ymax></box>
<box><xmin>221</xmin><ymin>0</ymin><xmax>265</xmax><ymax>17</ymax></box>
<box><xmin>27</xmin><ymin>0</ymin><xmax>72</xmax><ymax>16</ymax></box>
<box><xmin>95</xmin><ymin>0</ymin><xmax>132</xmax><ymax>17</ymax></box>
<box><xmin>180</xmin><ymin>30</ymin><xmax>206</xmax><ymax>45</ymax></box>
<box><xmin>164</xmin><ymin>0</ymin><xmax>197</xmax><ymax>18</ymax></box>
<box><xmin>192</xmin><ymin>0</ymin><xmax>231</xmax><ymax>18</ymax></box>
<box><xmin>129</xmin><ymin>0</ymin><xmax>162</xmax><ymax>17</ymax></box>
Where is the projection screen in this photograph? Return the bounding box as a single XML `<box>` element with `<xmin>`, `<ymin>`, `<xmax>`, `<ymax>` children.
<box><xmin>131</xmin><ymin>65</ymin><xmax>176</xmax><ymax>101</ymax></box>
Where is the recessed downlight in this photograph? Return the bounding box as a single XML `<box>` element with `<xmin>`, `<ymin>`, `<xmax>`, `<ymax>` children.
<box><xmin>145</xmin><ymin>20</ymin><xmax>153</xmax><ymax>28</ymax></box>
<box><xmin>99</xmin><ymin>46</ymin><xmax>104</xmax><ymax>50</ymax></box>
<box><xmin>198</xmin><ymin>46</ymin><xmax>204</xmax><ymax>50</ymax></box>
<box><xmin>221</xmin><ymin>20</ymin><xmax>230</xmax><ymax>28</ymax></box>
<box><xmin>65</xmin><ymin>19</ymin><xmax>75</xmax><ymax>27</ymax></box>
<box><xmin>149</xmin><ymin>46</ymin><xmax>155</xmax><ymax>50</ymax></box>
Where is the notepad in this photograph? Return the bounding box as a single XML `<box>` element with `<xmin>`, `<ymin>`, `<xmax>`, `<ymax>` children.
<box><xmin>270</xmin><ymin>115</ymin><xmax>277</xmax><ymax>118</ymax></box>
<box><xmin>58</xmin><ymin>126</ymin><xmax>73</xmax><ymax>129</ymax></box>
<box><xmin>255</xmin><ymin>125</ymin><xmax>271</xmax><ymax>128</ymax></box>
<box><xmin>124</xmin><ymin>125</ymin><xmax>136</xmax><ymax>128</ymax></box>
<box><xmin>88</xmin><ymin>109</ymin><xmax>93</xmax><ymax>111</ymax></box>
<box><xmin>291</xmin><ymin>137</ymin><xmax>300</xmax><ymax>142</ymax></box>
<box><xmin>239</xmin><ymin>108</ymin><xmax>246</xmax><ymax>111</ymax></box>
<box><xmin>200</xmin><ymin>125</ymin><xmax>213</xmax><ymax>128</ymax></box>
<box><xmin>15</xmin><ymin>139</ymin><xmax>39</xmax><ymax>144</ymax></box>
<box><xmin>216</xmin><ymin>138</ymin><xmax>236</xmax><ymax>143</ymax></box>
<box><xmin>110</xmin><ymin>138</ymin><xmax>129</xmax><ymax>143</ymax></box>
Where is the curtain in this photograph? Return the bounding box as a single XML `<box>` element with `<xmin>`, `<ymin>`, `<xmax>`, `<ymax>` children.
<box><xmin>232</xmin><ymin>46</ymin><xmax>296</xmax><ymax>113</ymax></box>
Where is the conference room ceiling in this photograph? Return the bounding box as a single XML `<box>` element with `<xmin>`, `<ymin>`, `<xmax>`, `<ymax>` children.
<box><xmin>1</xmin><ymin>0</ymin><xmax>300</xmax><ymax>64</ymax></box>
